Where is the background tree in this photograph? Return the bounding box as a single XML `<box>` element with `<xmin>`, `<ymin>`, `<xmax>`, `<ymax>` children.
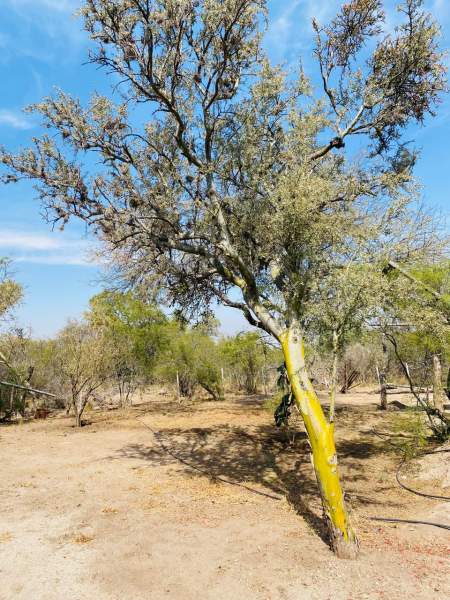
<box><xmin>0</xmin><ymin>260</ymin><xmax>26</xmax><ymax>418</ymax></box>
<box><xmin>87</xmin><ymin>290</ymin><xmax>167</xmax><ymax>404</ymax></box>
<box><xmin>305</xmin><ymin>261</ymin><xmax>389</xmax><ymax>421</ymax></box>
<box><xmin>1</xmin><ymin>0</ymin><xmax>446</xmax><ymax>557</ymax></box>
<box><xmin>381</xmin><ymin>260</ymin><xmax>450</xmax><ymax>437</ymax></box>
<box><xmin>54</xmin><ymin>320</ymin><xmax>112</xmax><ymax>427</ymax></box>
<box><xmin>0</xmin><ymin>258</ymin><xmax>22</xmax><ymax>323</ymax></box>
<box><xmin>156</xmin><ymin>322</ymin><xmax>224</xmax><ymax>400</ymax></box>
<box><xmin>219</xmin><ymin>331</ymin><xmax>279</xmax><ymax>394</ymax></box>
<box><xmin>0</xmin><ymin>258</ymin><xmax>23</xmax><ymax>372</ymax></box>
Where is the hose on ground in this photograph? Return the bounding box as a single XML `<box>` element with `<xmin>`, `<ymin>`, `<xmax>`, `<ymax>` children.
<box><xmin>369</xmin><ymin>516</ymin><xmax>450</xmax><ymax>531</ymax></box>
<box><xmin>369</xmin><ymin>434</ymin><xmax>450</xmax><ymax>531</ymax></box>
<box><xmin>395</xmin><ymin>456</ymin><xmax>450</xmax><ymax>501</ymax></box>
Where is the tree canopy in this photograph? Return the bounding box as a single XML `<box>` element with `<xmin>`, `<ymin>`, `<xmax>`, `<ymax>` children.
<box><xmin>0</xmin><ymin>259</ymin><xmax>22</xmax><ymax>323</ymax></box>
<box><xmin>0</xmin><ymin>0</ymin><xmax>445</xmax><ymax>339</ymax></box>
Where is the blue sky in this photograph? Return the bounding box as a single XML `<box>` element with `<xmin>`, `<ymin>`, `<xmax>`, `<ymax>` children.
<box><xmin>0</xmin><ymin>0</ymin><xmax>449</xmax><ymax>338</ymax></box>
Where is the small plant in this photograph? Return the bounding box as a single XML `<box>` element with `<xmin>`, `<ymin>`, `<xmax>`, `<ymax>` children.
<box><xmin>391</xmin><ymin>409</ymin><xmax>429</xmax><ymax>460</ymax></box>
<box><xmin>271</xmin><ymin>364</ymin><xmax>295</xmax><ymax>428</ymax></box>
<box><xmin>73</xmin><ymin>533</ymin><xmax>94</xmax><ymax>544</ymax></box>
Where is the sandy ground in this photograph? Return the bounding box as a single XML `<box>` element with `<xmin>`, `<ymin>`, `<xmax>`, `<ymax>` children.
<box><xmin>0</xmin><ymin>389</ymin><xmax>449</xmax><ymax>600</ymax></box>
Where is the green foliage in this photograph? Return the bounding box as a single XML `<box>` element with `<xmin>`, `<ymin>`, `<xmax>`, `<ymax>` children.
<box><xmin>391</xmin><ymin>410</ymin><xmax>429</xmax><ymax>460</ymax></box>
<box><xmin>0</xmin><ymin>259</ymin><xmax>22</xmax><ymax>323</ymax></box>
<box><xmin>53</xmin><ymin>320</ymin><xmax>113</xmax><ymax>424</ymax></box>
<box><xmin>384</xmin><ymin>260</ymin><xmax>450</xmax><ymax>388</ymax></box>
<box><xmin>87</xmin><ymin>291</ymin><xmax>170</xmax><ymax>404</ymax></box>
<box><xmin>156</xmin><ymin>324</ymin><xmax>223</xmax><ymax>400</ymax></box>
<box><xmin>219</xmin><ymin>332</ymin><xmax>278</xmax><ymax>394</ymax></box>
<box><xmin>88</xmin><ymin>290</ymin><xmax>168</xmax><ymax>368</ymax></box>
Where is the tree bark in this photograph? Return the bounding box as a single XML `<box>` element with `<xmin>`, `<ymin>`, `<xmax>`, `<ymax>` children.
<box><xmin>281</xmin><ymin>327</ymin><xmax>359</xmax><ymax>559</ymax></box>
<box><xmin>379</xmin><ymin>339</ymin><xmax>388</xmax><ymax>410</ymax></box>
<box><xmin>433</xmin><ymin>354</ymin><xmax>444</xmax><ymax>413</ymax></box>
<box><xmin>379</xmin><ymin>371</ymin><xmax>388</xmax><ymax>410</ymax></box>
<box><xmin>74</xmin><ymin>395</ymin><xmax>88</xmax><ymax>427</ymax></box>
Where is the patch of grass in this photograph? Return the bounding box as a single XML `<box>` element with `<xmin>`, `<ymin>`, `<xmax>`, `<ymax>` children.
<box><xmin>263</xmin><ymin>392</ymin><xmax>283</xmax><ymax>415</ymax></box>
<box><xmin>391</xmin><ymin>409</ymin><xmax>429</xmax><ymax>459</ymax></box>
<box><xmin>73</xmin><ymin>533</ymin><xmax>94</xmax><ymax>544</ymax></box>
<box><xmin>0</xmin><ymin>532</ymin><xmax>13</xmax><ymax>543</ymax></box>
<box><xmin>140</xmin><ymin>499</ymin><xmax>156</xmax><ymax>511</ymax></box>
<box><xmin>101</xmin><ymin>506</ymin><xmax>118</xmax><ymax>514</ymax></box>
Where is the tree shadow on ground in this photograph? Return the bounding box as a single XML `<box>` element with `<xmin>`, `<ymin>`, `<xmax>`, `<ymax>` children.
<box><xmin>110</xmin><ymin>408</ymin><xmax>403</xmax><ymax>544</ymax></box>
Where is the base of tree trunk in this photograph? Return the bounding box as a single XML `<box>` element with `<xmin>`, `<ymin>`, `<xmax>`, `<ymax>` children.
<box><xmin>328</xmin><ymin>523</ymin><xmax>359</xmax><ymax>559</ymax></box>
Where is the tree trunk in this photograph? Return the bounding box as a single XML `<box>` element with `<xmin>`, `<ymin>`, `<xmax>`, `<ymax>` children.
<box><xmin>379</xmin><ymin>339</ymin><xmax>388</xmax><ymax>410</ymax></box>
<box><xmin>74</xmin><ymin>395</ymin><xmax>87</xmax><ymax>427</ymax></box>
<box><xmin>433</xmin><ymin>354</ymin><xmax>444</xmax><ymax>413</ymax></box>
<box><xmin>9</xmin><ymin>387</ymin><xmax>14</xmax><ymax>410</ymax></box>
<box><xmin>281</xmin><ymin>327</ymin><xmax>359</xmax><ymax>559</ymax></box>
<box><xmin>379</xmin><ymin>371</ymin><xmax>388</xmax><ymax>410</ymax></box>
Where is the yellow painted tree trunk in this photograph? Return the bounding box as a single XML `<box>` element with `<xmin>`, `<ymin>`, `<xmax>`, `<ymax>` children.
<box><xmin>281</xmin><ymin>327</ymin><xmax>359</xmax><ymax>559</ymax></box>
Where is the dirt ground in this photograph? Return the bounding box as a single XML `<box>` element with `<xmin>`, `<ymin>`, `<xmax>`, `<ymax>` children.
<box><xmin>1</xmin><ymin>388</ymin><xmax>449</xmax><ymax>600</ymax></box>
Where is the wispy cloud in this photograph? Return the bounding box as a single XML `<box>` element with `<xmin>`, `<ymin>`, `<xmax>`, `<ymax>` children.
<box><xmin>0</xmin><ymin>231</ymin><xmax>60</xmax><ymax>250</ymax></box>
<box><xmin>0</xmin><ymin>229</ymin><xmax>100</xmax><ymax>267</ymax></box>
<box><xmin>0</xmin><ymin>109</ymin><xmax>32</xmax><ymax>130</ymax></box>
<box><xmin>1</xmin><ymin>0</ymin><xmax>87</xmax><ymax>64</ymax></box>
<box><xmin>6</xmin><ymin>0</ymin><xmax>79</xmax><ymax>13</ymax></box>
<box><xmin>264</xmin><ymin>1</ymin><xmax>449</xmax><ymax>66</ymax></box>
<box><xmin>264</xmin><ymin>0</ymin><xmax>341</xmax><ymax>63</ymax></box>
<box><xmin>14</xmin><ymin>254</ymin><xmax>99</xmax><ymax>267</ymax></box>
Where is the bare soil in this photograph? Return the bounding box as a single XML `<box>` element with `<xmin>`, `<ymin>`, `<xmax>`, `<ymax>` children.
<box><xmin>1</xmin><ymin>388</ymin><xmax>449</xmax><ymax>600</ymax></box>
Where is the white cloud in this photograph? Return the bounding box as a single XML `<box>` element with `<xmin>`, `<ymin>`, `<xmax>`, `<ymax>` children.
<box><xmin>0</xmin><ymin>231</ymin><xmax>60</xmax><ymax>250</ymax></box>
<box><xmin>6</xmin><ymin>0</ymin><xmax>79</xmax><ymax>12</ymax></box>
<box><xmin>1</xmin><ymin>0</ymin><xmax>87</xmax><ymax>64</ymax></box>
<box><xmin>0</xmin><ymin>229</ymin><xmax>100</xmax><ymax>267</ymax></box>
<box><xmin>264</xmin><ymin>0</ymin><xmax>341</xmax><ymax>63</ymax></box>
<box><xmin>14</xmin><ymin>253</ymin><xmax>99</xmax><ymax>267</ymax></box>
<box><xmin>0</xmin><ymin>109</ymin><xmax>32</xmax><ymax>130</ymax></box>
<box><xmin>264</xmin><ymin>1</ymin><xmax>449</xmax><ymax>65</ymax></box>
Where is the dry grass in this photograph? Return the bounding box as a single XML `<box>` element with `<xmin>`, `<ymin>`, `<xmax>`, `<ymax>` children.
<box><xmin>101</xmin><ymin>506</ymin><xmax>119</xmax><ymax>514</ymax></box>
<box><xmin>73</xmin><ymin>533</ymin><xmax>94</xmax><ymax>544</ymax></box>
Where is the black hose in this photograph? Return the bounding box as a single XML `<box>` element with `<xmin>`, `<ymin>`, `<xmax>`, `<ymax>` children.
<box><xmin>395</xmin><ymin>457</ymin><xmax>450</xmax><ymax>501</ymax></box>
<box><xmin>369</xmin><ymin>437</ymin><xmax>450</xmax><ymax>531</ymax></box>
<box><xmin>371</xmin><ymin>430</ymin><xmax>450</xmax><ymax>500</ymax></box>
<box><xmin>369</xmin><ymin>516</ymin><xmax>450</xmax><ymax>531</ymax></box>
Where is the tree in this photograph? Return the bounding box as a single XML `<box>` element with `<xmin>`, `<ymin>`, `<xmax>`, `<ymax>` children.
<box><xmin>381</xmin><ymin>260</ymin><xmax>450</xmax><ymax>437</ymax></box>
<box><xmin>87</xmin><ymin>290</ymin><xmax>167</xmax><ymax>404</ymax></box>
<box><xmin>0</xmin><ymin>0</ymin><xmax>446</xmax><ymax>557</ymax></box>
<box><xmin>219</xmin><ymin>331</ymin><xmax>274</xmax><ymax>394</ymax></box>
<box><xmin>54</xmin><ymin>320</ymin><xmax>112</xmax><ymax>427</ymax></box>
<box><xmin>156</xmin><ymin>322</ymin><xmax>224</xmax><ymax>400</ymax></box>
<box><xmin>0</xmin><ymin>260</ymin><xmax>25</xmax><ymax>417</ymax></box>
<box><xmin>0</xmin><ymin>259</ymin><xmax>22</xmax><ymax>323</ymax></box>
<box><xmin>0</xmin><ymin>329</ymin><xmax>33</xmax><ymax>417</ymax></box>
